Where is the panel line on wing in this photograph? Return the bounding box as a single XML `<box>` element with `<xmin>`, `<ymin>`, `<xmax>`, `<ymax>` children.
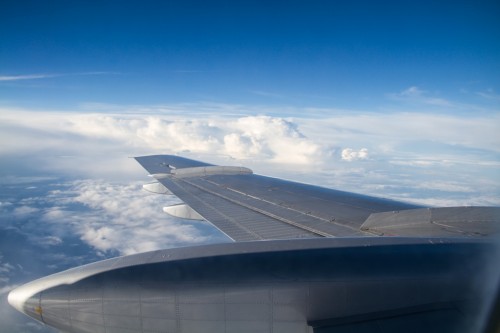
<box><xmin>216</xmin><ymin>181</ymin><xmax>363</xmax><ymax>233</ymax></box>
<box><xmin>174</xmin><ymin>177</ymin><xmax>321</xmax><ymax>239</ymax></box>
<box><xmin>193</xmin><ymin>177</ymin><xmax>368</xmax><ymax>237</ymax></box>
<box><xmin>181</xmin><ymin>178</ymin><xmax>332</xmax><ymax>237</ymax></box>
<box><xmin>161</xmin><ymin>177</ymin><xmax>264</xmax><ymax>241</ymax></box>
<box><xmin>135</xmin><ymin>155</ymin><xmax>418</xmax><ymax>240</ymax></box>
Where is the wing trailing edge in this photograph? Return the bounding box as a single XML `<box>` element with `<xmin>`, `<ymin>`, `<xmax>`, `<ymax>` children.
<box><xmin>135</xmin><ymin>155</ymin><xmax>500</xmax><ymax>240</ymax></box>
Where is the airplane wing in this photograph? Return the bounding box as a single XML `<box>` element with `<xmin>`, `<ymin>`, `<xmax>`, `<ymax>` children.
<box><xmin>135</xmin><ymin>155</ymin><xmax>500</xmax><ymax>240</ymax></box>
<box><xmin>8</xmin><ymin>154</ymin><xmax>500</xmax><ymax>333</ymax></box>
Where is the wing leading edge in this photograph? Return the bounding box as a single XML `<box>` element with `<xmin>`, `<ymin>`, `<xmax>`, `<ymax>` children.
<box><xmin>134</xmin><ymin>155</ymin><xmax>500</xmax><ymax>240</ymax></box>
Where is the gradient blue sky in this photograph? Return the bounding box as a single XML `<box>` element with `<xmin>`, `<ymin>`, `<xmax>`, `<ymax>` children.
<box><xmin>1</xmin><ymin>2</ymin><xmax>500</xmax><ymax>331</ymax></box>
<box><xmin>1</xmin><ymin>0</ymin><xmax>499</xmax><ymax>109</ymax></box>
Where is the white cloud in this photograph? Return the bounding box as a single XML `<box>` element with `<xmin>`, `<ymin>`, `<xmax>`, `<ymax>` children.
<box><xmin>390</xmin><ymin>86</ymin><xmax>454</xmax><ymax>107</ymax></box>
<box><xmin>42</xmin><ymin>180</ymin><xmax>229</xmax><ymax>255</ymax></box>
<box><xmin>341</xmin><ymin>148</ymin><xmax>369</xmax><ymax>161</ymax></box>
<box><xmin>0</xmin><ymin>103</ymin><xmax>498</xmax><ymax>207</ymax></box>
<box><xmin>12</xmin><ymin>206</ymin><xmax>39</xmax><ymax>217</ymax></box>
<box><xmin>1</xmin><ymin>97</ymin><xmax>498</xmax><ymax>332</ymax></box>
<box><xmin>0</xmin><ymin>176</ymin><xmax>57</xmax><ymax>185</ymax></box>
<box><xmin>0</xmin><ymin>284</ymin><xmax>19</xmax><ymax>296</ymax></box>
<box><xmin>0</xmin><ymin>254</ymin><xmax>17</xmax><ymax>289</ymax></box>
<box><xmin>0</xmin><ymin>72</ymin><xmax>115</xmax><ymax>81</ymax></box>
<box><xmin>0</xmin><ymin>74</ymin><xmax>57</xmax><ymax>81</ymax></box>
<box><xmin>300</xmin><ymin>112</ymin><xmax>500</xmax><ymax>153</ymax></box>
<box><xmin>416</xmin><ymin>181</ymin><xmax>473</xmax><ymax>193</ymax></box>
<box><xmin>0</xmin><ymin>111</ymin><xmax>325</xmax><ymax>169</ymax></box>
<box><xmin>476</xmin><ymin>89</ymin><xmax>500</xmax><ymax>101</ymax></box>
<box><xmin>0</xmin><ymin>261</ymin><xmax>14</xmax><ymax>275</ymax></box>
<box><xmin>222</xmin><ymin>116</ymin><xmax>322</xmax><ymax>164</ymax></box>
<box><xmin>400</xmin><ymin>86</ymin><xmax>424</xmax><ymax>97</ymax></box>
<box><xmin>2</xmin><ymin>106</ymin><xmax>498</xmax><ymax>157</ymax></box>
<box><xmin>37</xmin><ymin>236</ymin><xmax>63</xmax><ymax>246</ymax></box>
<box><xmin>249</xmin><ymin>90</ymin><xmax>284</xmax><ymax>98</ymax></box>
<box><xmin>389</xmin><ymin>159</ymin><xmax>437</xmax><ymax>167</ymax></box>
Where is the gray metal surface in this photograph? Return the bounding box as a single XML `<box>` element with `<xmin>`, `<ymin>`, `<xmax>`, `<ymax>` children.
<box><xmin>9</xmin><ymin>237</ymin><xmax>497</xmax><ymax>333</ymax></box>
<box><xmin>135</xmin><ymin>155</ymin><xmax>213</xmax><ymax>173</ymax></box>
<box><xmin>135</xmin><ymin>155</ymin><xmax>422</xmax><ymax>241</ymax></box>
<box><xmin>362</xmin><ymin>206</ymin><xmax>500</xmax><ymax>237</ymax></box>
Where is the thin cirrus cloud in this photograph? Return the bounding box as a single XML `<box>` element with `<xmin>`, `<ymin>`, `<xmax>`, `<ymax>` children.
<box><xmin>0</xmin><ymin>74</ymin><xmax>58</xmax><ymax>81</ymax></box>
<box><xmin>248</xmin><ymin>90</ymin><xmax>285</xmax><ymax>99</ymax></box>
<box><xmin>476</xmin><ymin>89</ymin><xmax>500</xmax><ymax>101</ymax></box>
<box><xmin>388</xmin><ymin>86</ymin><xmax>455</xmax><ymax>108</ymax></box>
<box><xmin>0</xmin><ymin>72</ymin><xmax>117</xmax><ymax>81</ymax></box>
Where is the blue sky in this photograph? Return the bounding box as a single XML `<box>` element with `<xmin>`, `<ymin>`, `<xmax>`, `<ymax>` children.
<box><xmin>1</xmin><ymin>1</ymin><xmax>500</xmax><ymax>331</ymax></box>
<box><xmin>1</xmin><ymin>0</ymin><xmax>499</xmax><ymax>109</ymax></box>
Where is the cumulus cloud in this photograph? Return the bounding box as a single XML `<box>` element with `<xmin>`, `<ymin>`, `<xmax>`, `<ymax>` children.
<box><xmin>222</xmin><ymin>116</ymin><xmax>321</xmax><ymax>164</ymax></box>
<box><xmin>0</xmin><ymin>111</ymin><xmax>325</xmax><ymax>169</ymax></box>
<box><xmin>0</xmin><ymin>104</ymin><xmax>498</xmax><ymax>206</ymax></box>
<box><xmin>341</xmin><ymin>148</ymin><xmax>369</xmax><ymax>161</ymax></box>
<box><xmin>44</xmin><ymin>180</ymin><xmax>229</xmax><ymax>255</ymax></box>
<box><xmin>1</xmin><ymin>98</ymin><xmax>498</xmax><ymax>332</ymax></box>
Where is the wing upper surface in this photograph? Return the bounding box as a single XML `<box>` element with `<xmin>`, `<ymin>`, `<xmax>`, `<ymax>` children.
<box><xmin>134</xmin><ymin>155</ymin><xmax>428</xmax><ymax>241</ymax></box>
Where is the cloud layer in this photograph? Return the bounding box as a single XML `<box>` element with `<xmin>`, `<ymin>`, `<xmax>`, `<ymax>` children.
<box><xmin>341</xmin><ymin>148</ymin><xmax>369</xmax><ymax>161</ymax></box>
<box><xmin>1</xmin><ymin>178</ymin><xmax>229</xmax><ymax>258</ymax></box>
<box><xmin>0</xmin><ymin>101</ymin><xmax>498</xmax><ymax>333</ymax></box>
<box><xmin>66</xmin><ymin>180</ymin><xmax>228</xmax><ymax>255</ymax></box>
<box><xmin>0</xmin><ymin>104</ymin><xmax>499</xmax><ymax>206</ymax></box>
